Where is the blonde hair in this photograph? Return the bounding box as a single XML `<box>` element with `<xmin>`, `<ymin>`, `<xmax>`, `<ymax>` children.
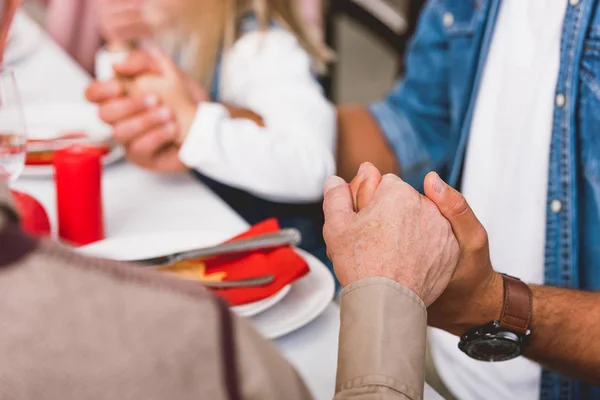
<box><xmin>159</xmin><ymin>0</ymin><xmax>333</xmax><ymax>86</ymax></box>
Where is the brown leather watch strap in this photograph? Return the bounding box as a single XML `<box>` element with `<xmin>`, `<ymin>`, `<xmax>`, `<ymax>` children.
<box><xmin>499</xmin><ymin>274</ymin><xmax>533</xmax><ymax>335</ymax></box>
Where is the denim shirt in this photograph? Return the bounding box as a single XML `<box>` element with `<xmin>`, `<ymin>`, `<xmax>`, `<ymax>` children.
<box><xmin>370</xmin><ymin>0</ymin><xmax>600</xmax><ymax>399</ymax></box>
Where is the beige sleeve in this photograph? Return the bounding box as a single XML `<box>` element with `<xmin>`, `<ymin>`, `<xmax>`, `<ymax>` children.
<box><xmin>233</xmin><ymin>314</ymin><xmax>314</xmax><ymax>400</ymax></box>
<box><xmin>335</xmin><ymin>278</ymin><xmax>427</xmax><ymax>400</ymax></box>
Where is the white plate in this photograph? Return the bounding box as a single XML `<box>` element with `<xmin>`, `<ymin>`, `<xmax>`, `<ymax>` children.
<box><xmin>80</xmin><ymin>231</ymin><xmax>335</xmax><ymax>338</ymax></box>
<box><xmin>233</xmin><ymin>284</ymin><xmax>291</xmax><ymax>318</ymax></box>
<box><xmin>21</xmin><ymin>103</ymin><xmax>124</xmax><ymax>177</ymax></box>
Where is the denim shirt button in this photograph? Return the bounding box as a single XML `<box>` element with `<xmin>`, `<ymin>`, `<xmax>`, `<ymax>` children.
<box><xmin>555</xmin><ymin>93</ymin><xmax>566</xmax><ymax>107</ymax></box>
<box><xmin>569</xmin><ymin>0</ymin><xmax>580</xmax><ymax>6</ymax></box>
<box><xmin>443</xmin><ymin>12</ymin><xmax>455</xmax><ymax>28</ymax></box>
<box><xmin>550</xmin><ymin>199</ymin><xmax>563</xmax><ymax>213</ymax></box>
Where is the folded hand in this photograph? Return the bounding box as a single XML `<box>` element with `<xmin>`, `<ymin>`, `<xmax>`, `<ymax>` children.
<box><xmin>349</xmin><ymin>163</ymin><xmax>501</xmax><ymax>334</ymax></box>
<box><xmin>323</xmin><ymin>164</ymin><xmax>459</xmax><ymax>306</ymax></box>
<box><xmin>85</xmin><ymin>50</ymin><xmax>206</xmax><ymax>172</ymax></box>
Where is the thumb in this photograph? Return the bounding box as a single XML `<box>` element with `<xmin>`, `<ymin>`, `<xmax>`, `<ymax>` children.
<box><xmin>323</xmin><ymin>176</ymin><xmax>355</xmax><ymax>228</ymax></box>
<box><xmin>423</xmin><ymin>172</ymin><xmax>487</xmax><ymax>251</ymax></box>
<box><xmin>113</xmin><ymin>50</ymin><xmax>160</xmax><ymax>77</ymax></box>
<box><xmin>349</xmin><ymin>162</ymin><xmax>383</xmax><ymax>211</ymax></box>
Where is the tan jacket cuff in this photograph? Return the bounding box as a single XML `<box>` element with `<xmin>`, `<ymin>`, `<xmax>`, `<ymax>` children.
<box><xmin>336</xmin><ymin>277</ymin><xmax>427</xmax><ymax>400</ymax></box>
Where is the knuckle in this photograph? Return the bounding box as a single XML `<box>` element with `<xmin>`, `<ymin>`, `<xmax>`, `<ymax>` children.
<box><xmin>470</xmin><ymin>226</ymin><xmax>489</xmax><ymax>250</ymax></box>
<box><xmin>448</xmin><ymin>196</ymin><xmax>470</xmax><ymax>217</ymax></box>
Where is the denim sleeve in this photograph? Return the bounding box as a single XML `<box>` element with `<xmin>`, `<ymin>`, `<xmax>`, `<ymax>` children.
<box><xmin>369</xmin><ymin>0</ymin><xmax>454</xmax><ymax>191</ymax></box>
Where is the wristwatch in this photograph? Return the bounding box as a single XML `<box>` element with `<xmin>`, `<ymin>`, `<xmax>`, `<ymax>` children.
<box><xmin>458</xmin><ymin>274</ymin><xmax>533</xmax><ymax>362</ymax></box>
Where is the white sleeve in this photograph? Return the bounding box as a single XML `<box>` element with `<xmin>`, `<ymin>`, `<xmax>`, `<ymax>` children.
<box><xmin>178</xmin><ymin>29</ymin><xmax>336</xmax><ymax>203</ymax></box>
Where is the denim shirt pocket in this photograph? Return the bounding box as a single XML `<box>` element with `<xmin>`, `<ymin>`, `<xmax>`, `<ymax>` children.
<box><xmin>579</xmin><ymin>27</ymin><xmax>600</xmax><ymax>206</ymax></box>
<box><xmin>440</xmin><ymin>1</ymin><xmax>481</xmax><ymax>128</ymax></box>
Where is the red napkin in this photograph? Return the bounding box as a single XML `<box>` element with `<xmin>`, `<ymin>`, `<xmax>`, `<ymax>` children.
<box><xmin>201</xmin><ymin>219</ymin><xmax>309</xmax><ymax>306</ymax></box>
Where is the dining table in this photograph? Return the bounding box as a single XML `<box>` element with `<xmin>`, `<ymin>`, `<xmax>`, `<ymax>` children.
<box><xmin>9</xmin><ymin>10</ymin><xmax>441</xmax><ymax>399</ymax></box>
<box><xmin>14</xmin><ymin>163</ymin><xmax>342</xmax><ymax>400</ymax></box>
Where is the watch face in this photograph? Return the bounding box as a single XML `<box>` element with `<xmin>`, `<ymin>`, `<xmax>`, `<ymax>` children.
<box><xmin>463</xmin><ymin>336</ymin><xmax>522</xmax><ymax>362</ymax></box>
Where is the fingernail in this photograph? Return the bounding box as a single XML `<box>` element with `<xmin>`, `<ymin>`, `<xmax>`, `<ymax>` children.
<box><xmin>324</xmin><ymin>176</ymin><xmax>345</xmax><ymax>194</ymax></box>
<box><xmin>358</xmin><ymin>163</ymin><xmax>369</xmax><ymax>179</ymax></box>
<box><xmin>156</xmin><ymin>107</ymin><xmax>172</xmax><ymax>121</ymax></box>
<box><xmin>433</xmin><ymin>173</ymin><xmax>445</xmax><ymax>195</ymax></box>
<box><xmin>145</xmin><ymin>95</ymin><xmax>158</xmax><ymax>108</ymax></box>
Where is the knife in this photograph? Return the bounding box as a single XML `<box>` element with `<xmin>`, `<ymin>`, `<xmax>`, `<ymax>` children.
<box><xmin>129</xmin><ymin>228</ymin><xmax>302</xmax><ymax>267</ymax></box>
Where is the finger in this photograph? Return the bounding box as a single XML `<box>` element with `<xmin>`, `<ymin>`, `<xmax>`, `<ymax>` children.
<box><xmin>356</xmin><ymin>163</ymin><xmax>383</xmax><ymax>211</ymax></box>
<box><xmin>113</xmin><ymin>107</ymin><xmax>174</xmax><ymax>145</ymax></box>
<box><xmin>98</xmin><ymin>95</ymin><xmax>159</xmax><ymax>124</ymax></box>
<box><xmin>349</xmin><ymin>165</ymin><xmax>366</xmax><ymax>211</ymax></box>
<box><xmin>323</xmin><ymin>176</ymin><xmax>355</xmax><ymax>228</ymax></box>
<box><xmin>146</xmin><ymin>47</ymin><xmax>179</xmax><ymax>78</ymax></box>
<box><xmin>113</xmin><ymin>51</ymin><xmax>160</xmax><ymax>77</ymax></box>
<box><xmin>126</xmin><ymin>122</ymin><xmax>178</xmax><ymax>162</ymax></box>
<box><xmin>85</xmin><ymin>79</ymin><xmax>124</xmax><ymax>103</ymax></box>
<box><xmin>423</xmin><ymin>172</ymin><xmax>486</xmax><ymax>251</ymax></box>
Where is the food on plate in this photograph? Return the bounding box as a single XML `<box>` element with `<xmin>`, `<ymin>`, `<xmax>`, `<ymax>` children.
<box><xmin>26</xmin><ymin>132</ymin><xmax>110</xmax><ymax>165</ymax></box>
<box><xmin>159</xmin><ymin>260</ymin><xmax>227</xmax><ymax>282</ymax></box>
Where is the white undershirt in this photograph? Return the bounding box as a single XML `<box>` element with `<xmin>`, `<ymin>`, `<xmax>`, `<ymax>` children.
<box><xmin>430</xmin><ymin>1</ymin><xmax>567</xmax><ymax>399</ymax></box>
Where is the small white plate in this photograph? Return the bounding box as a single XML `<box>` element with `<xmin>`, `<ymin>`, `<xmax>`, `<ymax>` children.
<box><xmin>81</xmin><ymin>230</ymin><xmax>335</xmax><ymax>338</ymax></box>
<box><xmin>21</xmin><ymin>103</ymin><xmax>124</xmax><ymax>177</ymax></box>
<box><xmin>233</xmin><ymin>284</ymin><xmax>291</xmax><ymax>318</ymax></box>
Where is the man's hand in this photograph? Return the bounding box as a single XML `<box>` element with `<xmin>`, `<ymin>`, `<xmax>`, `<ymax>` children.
<box><xmin>322</xmin><ymin>165</ymin><xmax>459</xmax><ymax>306</ymax></box>
<box><xmin>423</xmin><ymin>172</ymin><xmax>503</xmax><ymax>335</ymax></box>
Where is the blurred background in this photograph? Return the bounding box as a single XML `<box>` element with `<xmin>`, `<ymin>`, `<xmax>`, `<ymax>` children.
<box><xmin>21</xmin><ymin>0</ymin><xmax>417</xmax><ymax>104</ymax></box>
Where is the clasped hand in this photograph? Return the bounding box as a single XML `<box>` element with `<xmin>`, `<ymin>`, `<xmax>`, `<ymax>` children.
<box><xmin>324</xmin><ymin>163</ymin><xmax>502</xmax><ymax>334</ymax></box>
<box><xmin>86</xmin><ymin>49</ymin><xmax>207</xmax><ymax>172</ymax></box>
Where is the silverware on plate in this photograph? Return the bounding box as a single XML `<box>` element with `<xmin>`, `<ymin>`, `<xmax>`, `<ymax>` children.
<box><xmin>129</xmin><ymin>228</ymin><xmax>302</xmax><ymax>267</ymax></box>
<box><xmin>195</xmin><ymin>275</ymin><xmax>275</xmax><ymax>289</ymax></box>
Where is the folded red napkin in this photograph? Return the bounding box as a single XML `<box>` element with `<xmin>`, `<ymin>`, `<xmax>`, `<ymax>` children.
<box><xmin>182</xmin><ymin>219</ymin><xmax>310</xmax><ymax>306</ymax></box>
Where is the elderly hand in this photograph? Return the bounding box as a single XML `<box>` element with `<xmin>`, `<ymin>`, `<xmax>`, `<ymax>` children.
<box><xmin>350</xmin><ymin>164</ymin><xmax>502</xmax><ymax>334</ymax></box>
<box><xmin>99</xmin><ymin>0</ymin><xmax>150</xmax><ymax>45</ymax></box>
<box><xmin>323</xmin><ymin>165</ymin><xmax>460</xmax><ymax>306</ymax></box>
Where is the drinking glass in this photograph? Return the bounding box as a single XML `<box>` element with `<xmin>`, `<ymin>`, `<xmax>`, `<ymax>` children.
<box><xmin>0</xmin><ymin>68</ymin><xmax>26</xmax><ymax>183</ymax></box>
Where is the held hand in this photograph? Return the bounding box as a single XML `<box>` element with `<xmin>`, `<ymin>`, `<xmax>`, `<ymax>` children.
<box><xmin>85</xmin><ymin>52</ymin><xmax>188</xmax><ymax>173</ymax></box>
<box><xmin>423</xmin><ymin>172</ymin><xmax>503</xmax><ymax>335</ymax></box>
<box><xmin>127</xmin><ymin>50</ymin><xmax>209</xmax><ymax>143</ymax></box>
<box><xmin>323</xmin><ymin>167</ymin><xmax>459</xmax><ymax>306</ymax></box>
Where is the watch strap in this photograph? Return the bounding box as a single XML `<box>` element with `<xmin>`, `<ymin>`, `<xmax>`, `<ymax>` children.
<box><xmin>499</xmin><ymin>274</ymin><xmax>532</xmax><ymax>335</ymax></box>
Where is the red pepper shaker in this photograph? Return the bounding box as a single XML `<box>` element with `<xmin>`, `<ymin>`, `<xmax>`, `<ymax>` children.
<box><xmin>54</xmin><ymin>145</ymin><xmax>105</xmax><ymax>246</ymax></box>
